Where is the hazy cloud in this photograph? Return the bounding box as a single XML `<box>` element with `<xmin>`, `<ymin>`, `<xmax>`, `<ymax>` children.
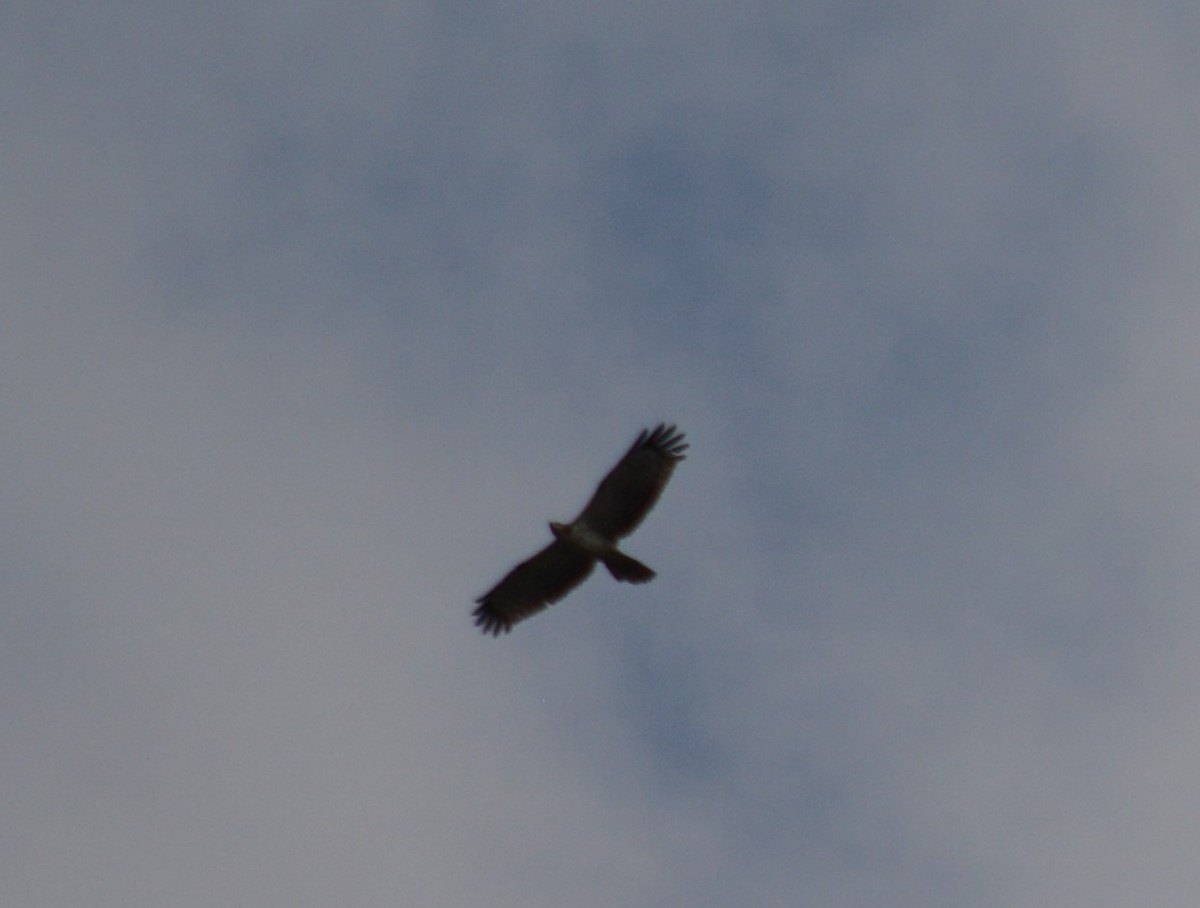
<box><xmin>4</xmin><ymin>2</ymin><xmax>1200</xmax><ymax>906</ymax></box>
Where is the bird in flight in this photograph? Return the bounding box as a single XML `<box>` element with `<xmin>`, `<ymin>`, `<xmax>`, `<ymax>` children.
<box><xmin>473</xmin><ymin>424</ymin><xmax>688</xmax><ymax>635</ymax></box>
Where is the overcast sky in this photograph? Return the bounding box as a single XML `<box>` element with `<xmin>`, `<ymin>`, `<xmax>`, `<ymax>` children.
<box><xmin>5</xmin><ymin>3</ymin><xmax>1200</xmax><ymax>906</ymax></box>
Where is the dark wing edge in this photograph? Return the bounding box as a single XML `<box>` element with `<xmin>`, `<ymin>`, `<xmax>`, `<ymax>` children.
<box><xmin>576</xmin><ymin>423</ymin><xmax>688</xmax><ymax>540</ymax></box>
<box><xmin>473</xmin><ymin>540</ymin><xmax>596</xmax><ymax>636</ymax></box>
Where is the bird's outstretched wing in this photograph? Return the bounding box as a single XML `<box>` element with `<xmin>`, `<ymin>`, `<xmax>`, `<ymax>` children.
<box><xmin>575</xmin><ymin>423</ymin><xmax>688</xmax><ymax>540</ymax></box>
<box><xmin>473</xmin><ymin>540</ymin><xmax>596</xmax><ymax>636</ymax></box>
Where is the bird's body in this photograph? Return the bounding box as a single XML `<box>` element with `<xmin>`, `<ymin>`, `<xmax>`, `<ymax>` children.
<box><xmin>549</xmin><ymin>519</ymin><xmax>608</xmax><ymax>553</ymax></box>
<box><xmin>473</xmin><ymin>424</ymin><xmax>687</xmax><ymax>635</ymax></box>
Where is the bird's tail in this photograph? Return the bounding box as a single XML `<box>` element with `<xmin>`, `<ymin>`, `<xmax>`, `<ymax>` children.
<box><xmin>601</xmin><ymin>550</ymin><xmax>656</xmax><ymax>584</ymax></box>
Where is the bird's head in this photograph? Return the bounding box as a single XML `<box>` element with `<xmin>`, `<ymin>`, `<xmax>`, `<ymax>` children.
<box><xmin>548</xmin><ymin>520</ymin><xmax>569</xmax><ymax>539</ymax></box>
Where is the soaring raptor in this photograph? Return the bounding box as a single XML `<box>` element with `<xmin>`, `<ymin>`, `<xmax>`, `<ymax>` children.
<box><xmin>473</xmin><ymin>424</ymin><xmax>687</xmax><ymax>635</ymax></box>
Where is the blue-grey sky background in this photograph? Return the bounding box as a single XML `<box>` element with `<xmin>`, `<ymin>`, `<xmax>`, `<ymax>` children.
<box><xmin>6</xmin><ymin>3</ymin><xmax>1200</xmax><ymax>905</ymax></box>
